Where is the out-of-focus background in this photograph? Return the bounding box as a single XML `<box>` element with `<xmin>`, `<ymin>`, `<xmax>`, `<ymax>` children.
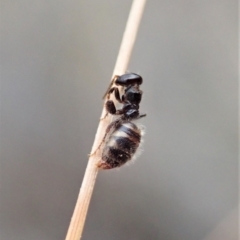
<box><xmin>1</xmin><ymin>1</ymin><xmax>238</xmax><ymax>240</ymax></box>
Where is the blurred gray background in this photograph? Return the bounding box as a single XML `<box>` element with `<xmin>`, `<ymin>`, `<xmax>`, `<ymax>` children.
<box><xmin>1</xmin><ymin>1</ymin><xmax>238</xmax><ymax>240</ymax></box>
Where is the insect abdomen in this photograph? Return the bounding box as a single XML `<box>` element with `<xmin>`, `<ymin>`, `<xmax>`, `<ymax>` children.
<box><xmin>99</xmin><ymin>122</ymin><xmax>142</xmax><ymax>169</ymax></box>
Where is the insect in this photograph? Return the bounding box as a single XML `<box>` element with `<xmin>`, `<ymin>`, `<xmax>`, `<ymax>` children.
<box><xmin>97</xmin><ymin>73</ymin><xmax>146</xmax><ymax>169</ymax></box>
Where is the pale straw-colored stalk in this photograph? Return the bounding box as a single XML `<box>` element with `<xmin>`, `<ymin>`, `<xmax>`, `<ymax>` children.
<box><xmin>65</xmin><ymin>1</ymin><xmax>147</xmax><ymax>239</ymax></box>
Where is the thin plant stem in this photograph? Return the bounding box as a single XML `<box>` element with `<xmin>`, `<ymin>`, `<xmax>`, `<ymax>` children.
<box><xmin>65</xmin><ymin>0</ymin><xmax>147</xmax><ymax>239</ymax></box>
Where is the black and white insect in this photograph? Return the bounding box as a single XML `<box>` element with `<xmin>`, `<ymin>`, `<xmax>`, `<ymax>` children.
<box><xmin>97</xmin><ymin>73</ymin><xmax>146</xmax><ymax>169</ymax></box>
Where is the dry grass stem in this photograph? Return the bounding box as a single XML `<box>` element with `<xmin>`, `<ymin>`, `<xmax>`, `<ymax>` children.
<box><xmin>65</xmin><ymin>0</ymin><xmax>147</xmax><ymax>239</ymax></box>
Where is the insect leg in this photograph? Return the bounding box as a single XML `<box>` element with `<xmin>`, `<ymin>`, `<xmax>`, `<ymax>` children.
<box><xmin>89</xmin><ymin>118</ymin><xmax>122</xmax><ymax>156</ymax></box>
<box><xmin>137</xmin><ymin>113</ymin><xmax>147</xmax><ymax>119</ymax></box>
<box><xmin>102</xmin><ymin>75</ymin><xmax>119</xmax><ymax>99</ymax></box>
<box><xmin>100</xmin><ymin>100</ymin><xmax>117</xmax><ymax>120</ymax></box>
<box><xmin>100</xmin><ymin>87</ymin><xmax>123</xmax><ymax>120</ymax></box>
